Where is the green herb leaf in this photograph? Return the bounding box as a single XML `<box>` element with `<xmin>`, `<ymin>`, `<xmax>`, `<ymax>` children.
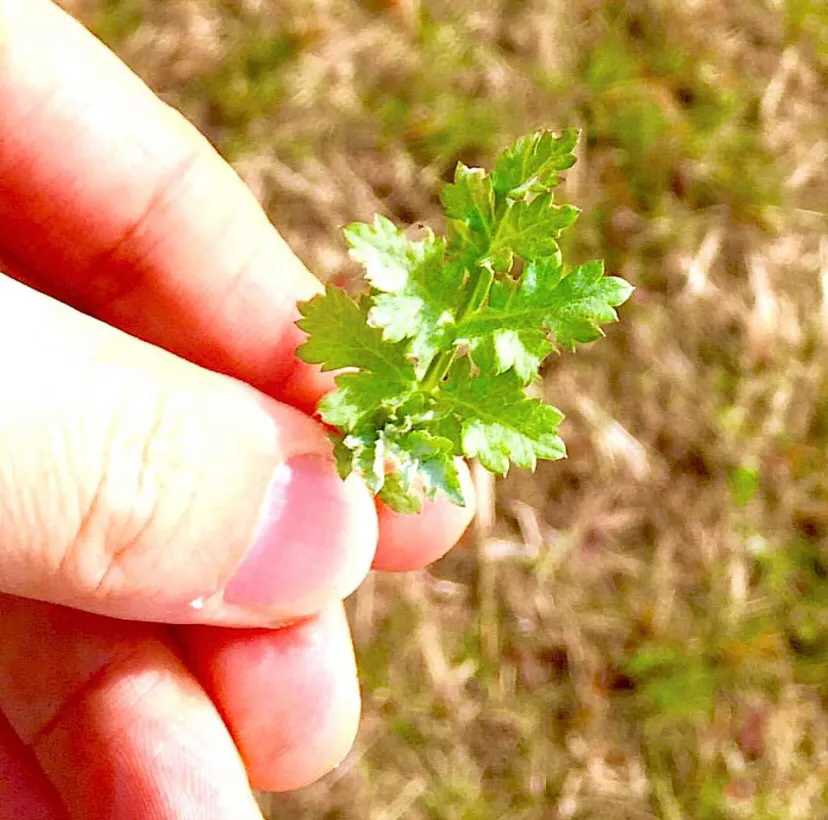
<box><xmin>376</xmin><ymin>472</ymin><xmax>424</xmax><ymax>515</ymax></box>
<box><xmin>297</xmin><ymin>285</ymin><xmax>418</xmax><ymax>433</ymax></box>
<box><xmin>386</xmin><ymin>429</ymin><xmax>465</xmax><ymax>506</ymax></box>
<box><xmin>344</xmin><ymin>215</ymin><xmax>432</xmax><ymax>292</ymax></box>
<box><xmin>489</xmin><ymin>195</ymin><xmax>580</xmax><ymax>264</ymax></box>
<box><xmin>295</xmin><ymin>130</ymin><xmax>633</xmax><ymax>512</ymax></box>
<box><xmin>297</xmin><ymin>284</ymin><xmax>413</xmax><ymax>379</ymax></box>
<box><xmin>458</xmin><ymin>256</ymin><xmax>634</xmax><ymax>381</ymax></box>
<box><xmin>473</xmin><ymin>329</ymin><xmax>554</xmax><ymax>385</ymax></box>
<box><xmin>441</xmin><ymin>163</ymin><xmax>495</xmax><ymax>234</ymax></box>
<box><xmin>492</xmin><ymin>128</ymin><xmax>579</xmax><ymax>198</ymax></box>
<box><xmin>436</xmin><ymin>360</ymin><xmax>566</xmax><ymax>474</ymax></box>
<box><xmin>367</xmin><ymin>242</ymin><xmax>463</xmax><ymax>374</ymax></box>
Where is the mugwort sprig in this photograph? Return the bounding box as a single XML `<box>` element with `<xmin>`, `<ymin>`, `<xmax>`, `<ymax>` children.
<box><xmin>296</xmin><ymin>130</ymin><xmax>633</xmax><ymax>513</ymax></box>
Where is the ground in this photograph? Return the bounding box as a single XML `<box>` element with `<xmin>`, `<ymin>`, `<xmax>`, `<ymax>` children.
<box><xmin>64</xmin><ymin>1</ymin><xmax>828</xmax><ymax>817</ymax></box>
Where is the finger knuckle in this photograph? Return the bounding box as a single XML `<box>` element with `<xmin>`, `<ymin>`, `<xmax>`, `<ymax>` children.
<box><xmin>65</xmin><ymin>384</ymin><xmax>200</xmax><ymax>602</ymax></box>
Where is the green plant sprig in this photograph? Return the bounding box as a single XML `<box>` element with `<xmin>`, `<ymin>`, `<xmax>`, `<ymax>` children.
<box><xmin>296</xmin><ymin>129</ymin><xmax>633</xmax><ymax>513</ymax></box>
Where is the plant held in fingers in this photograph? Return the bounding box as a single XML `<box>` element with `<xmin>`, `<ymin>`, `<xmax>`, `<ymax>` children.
<box><xmin>296</xmin><ymin>129</ymin><xmax>633</xmax><ymax>513</ymax></box>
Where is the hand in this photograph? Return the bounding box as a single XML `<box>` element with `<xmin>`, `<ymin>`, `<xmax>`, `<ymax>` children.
<box><xmin>0</xmin><ymin>2</ymin><xmax>475</xmax><ymax>818</ymax></box>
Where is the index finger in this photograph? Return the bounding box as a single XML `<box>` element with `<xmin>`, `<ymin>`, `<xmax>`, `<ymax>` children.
<box><xmin>0</xmin><ymin>0</ymin><xmax>329</xmax><ymax>409</ymax></box>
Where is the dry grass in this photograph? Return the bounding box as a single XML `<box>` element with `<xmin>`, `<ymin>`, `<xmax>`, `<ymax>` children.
<box><xmin>69</xmin><ymin>0</ymin><xmax>828</xmax><ymax>816</ymax></box>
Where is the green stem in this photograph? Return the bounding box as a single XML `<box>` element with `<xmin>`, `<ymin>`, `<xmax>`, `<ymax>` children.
<box><xmin>420</xmin><ymin>349</ymin><xmax>454</xmax><ymax>393</ymax></box>
<box><xmin>421</xmin><ymin>265</ymin><xmax>494</xmax><ymax>391</ymax></box>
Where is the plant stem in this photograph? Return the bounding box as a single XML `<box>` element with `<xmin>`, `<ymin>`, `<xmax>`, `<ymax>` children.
<box><xmin>421</xmin><ymin>265</ymin><xmax>494</xmax><ymax>391</ymax></box>
<box><xmin>420</xmin><ymin>349</ymin><xmax>454</xmax><ymax>393</ymax></box>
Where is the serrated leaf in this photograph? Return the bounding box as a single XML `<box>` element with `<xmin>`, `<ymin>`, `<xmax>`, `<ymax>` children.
<box><xmin>492</xmin><ymin>129</ymin><xmax>579</xmax><ymax>198</ymax></box>
<box><xmin>441</xmin><ymin>164</ymin><xmax>495</xmax><ymax>235</ymax></box>
<box><xmin>319</xmin><ymin>371</ymin><xmax>413</xmax><ymax>431</ymax></box>
<box><xmin>297</xmin><ymin>284</ymin><xmax>415</xmax><ymax>379</ymax></box>
<box><xmin>457</xmin><ymin>257</ymin><xmax>634</xmax><ymax>377</ymax></box>
<box><xmin>345</xmin><ymin>431</ymin><xmax>386</xmax><ymax>493</ymax></box>
<box><xmin>417</xmin><ymin>449</ymin><xmax>464</xmax><ymax>505</ymax></box>
<box><xmin>550</xmin><ymin>263</ymin><xmax>635</xmax><ymax>347</ymax></box>
<box><xmin>492</xmin><ymin>329</ymin><xmax>554</xmax><ymax>383</ymax></box>
<box><xmin>467</xmin><ymin>326</ymin><xmax>552</xmax><ymax>385</ymax></box>
<box><xmin>344</xmin><ymin>215</ymin><xmax>437</xmax><ymax>292</ymax></box>
<box><xmin>298</xmin><ymin>286</ymin><xmax>418</xmax><ymax>434</ymax></box>
<box><xmin>377</xmin><ymin>472</ymin><xmax>423</xmax><ymax>514</ymax></box>
<box><xmin>373</xmin><ymin>429</ymin><xmax>465</xmax><ymax>512</ymax></box>
<box><xmin>428</xmin><ymin>412</ymin><xmax>463</xmax><ymax>452</ymax></box>
<box><xmin>389</xmin><ymin>430</ymin><xmax>465</xmax><ymax>506</ymax></box>
<box><xmin>295</xmin><ymin>128</ymin><xmax>633</xmax><ymax>511</ymax></box>
<box><xmin>436</xmin><ymin>361</ymin><xmax>566</xmax><ymax>474</ymax></box>
<box><xmin>367</xmin><ymin>242</ymin><xmax>463</xmax><ymax>373</ymax></box>
<box><xmin>330</xmin><ymin>429</ymin><xmax>388</xmax><ymax>492</ymax></box>
<box><xmin>367</xmin><ymin>293</ymin><xmax>423</xmax><ymax>340</ymax></box>
<box><xmin>331</xmin><ymin>433</ymin><xmax>355</xmax><ymax>479</ymax></box>
<box><xmin>489</xmin><ymin>195</ymin><xmax>580</xmax><ymax>263</ymax></box>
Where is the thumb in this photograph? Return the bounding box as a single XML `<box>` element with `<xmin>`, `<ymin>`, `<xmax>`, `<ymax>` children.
<box><xmin>0</xmin><ymin>275</ymin><xmax>378</xmax><ymax>626</ymax></box>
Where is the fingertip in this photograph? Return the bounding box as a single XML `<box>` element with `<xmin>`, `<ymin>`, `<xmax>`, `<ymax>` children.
<box><xmin>246</xmin><ymin>610</ymin><xmax>362</xmax><ymax>792</ymax></box>
<box><xmin>372</xmin><ymin>461</ymin><xmax>476</xmax><ymax>572</ymax></box>
<box><xmin>179</xmin><ymin>604</ymin><xmax>361</xmax><ymax>793</ymax></box>
<box><xmin>221</xmin><ymin>455</ymin><xmax>378</xmax><ymax>620</ymax></box>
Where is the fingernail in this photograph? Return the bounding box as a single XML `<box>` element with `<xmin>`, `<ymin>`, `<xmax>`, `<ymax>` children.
<box><xmin>224</xmin><ymin>454</ymin><xmax>352</xmax><ymax>610</ymax></box>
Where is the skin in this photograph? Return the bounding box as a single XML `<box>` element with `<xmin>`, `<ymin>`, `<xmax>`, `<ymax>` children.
<box><xmin>0</xmin><ymin>2</ymin><xmax>475</xmax><ymax>817</ymax></box>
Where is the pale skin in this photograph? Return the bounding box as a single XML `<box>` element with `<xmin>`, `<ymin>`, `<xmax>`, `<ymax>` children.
<box><xmin>0</xmin><ymin>2</ymin><xmax>475</xmax><ymax>817</ymax></box>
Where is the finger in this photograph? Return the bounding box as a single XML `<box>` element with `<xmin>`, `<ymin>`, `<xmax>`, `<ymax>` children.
<box><xmin>0</xmin><ymin>712</ymin><xmax>65</xmax><ymax>820</ymax></box>
<box><xmin>0</xmin><ymin>276</ymin><xmax>377</xmax><ymax>625</ymax></box>
<box><xmin>0</xmin><ymin>248</ymin><xmax>52</xmax><ymax>295</ymax></box>
<box><xmin>372</xmin><ymin>460</ymin><xmax>477</xmax><ymax>572</ymax></box>
<box><xmin>177</xmin><ymin>604</ymin><xmax>360</xmax><ymax>792</ymax></box>
<box><xmin>0</xmin><ymin>596</ymin><xmax>264</xmax><ymax>820</ymax></box>
<box><xmin>0</xmin><ymin>0</ymin><xmax>473</xmax><ymax>571</ymax></box>
<box><xmin>3</xmin><ymin>237</ymin><xmax>475</xmax><ymax>580</ymax></box>
<box><xmin>0</xmin><ymin>0</ymin><xmax>330</xmax><ymax>409</ymax></box>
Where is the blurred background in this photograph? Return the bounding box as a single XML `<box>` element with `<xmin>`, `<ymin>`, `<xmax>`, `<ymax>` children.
<box><xmin>64</xmin><ymin>1</ymin><xmax>827</xmax><ymax>817</ymax></box>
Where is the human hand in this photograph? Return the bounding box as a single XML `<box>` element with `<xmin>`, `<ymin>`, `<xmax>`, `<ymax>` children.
<box><xmin>0</xmin><ymin>2</ymin><xmax>475</xmax><ymax>817</ymax></box>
